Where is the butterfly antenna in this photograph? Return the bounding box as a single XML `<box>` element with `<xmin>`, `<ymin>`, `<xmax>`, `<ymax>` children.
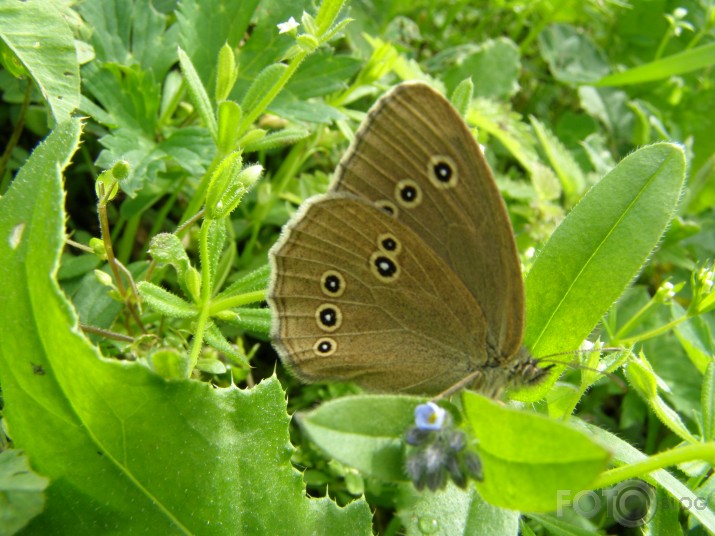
<box><xmin>536</xmin><ymin>346</ymin><xmax>631</xmax><ymax>392</ymax></box>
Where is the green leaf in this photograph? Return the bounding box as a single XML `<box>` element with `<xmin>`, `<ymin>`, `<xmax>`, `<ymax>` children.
<box><xmin>0</xmin><ymin>116</ymin><xmax>373</xmax><ymax>533</ymax></box>
<box><xmin>0</xmin><ymin>450</ymin><xmax>49</xmax><ymax>536</ymax></box>
<box><xmin>204</xmin><ymin>322</ymin><xmax>250</xmax><ymax>368</ymax></box>
<box><xmin>538</xmin><ymin>24</ymin><xmax>610</xmax><ymax>84</ymax></box>
<box><xmin>450</xmin><ymin>78</ymin><xmax>474</xmax><ymax>118</ymax></box>
<box><xmin>397</xmin><ymin>483</ymin><xmax>520</xmax><ymax>536</ymax></box>
<box><xmin>178</xmin><ymin>46</ymin><xmax>218</xmax><ymax>140</ymax></box>
<box><xmin>240</xmin><ymin>63</ymin><xmax>289</xmax><ymax>126</ymax></box>
<box><xmin>229</xmin><ymin>307</ymin><xmax>272</xmax><ymax>338</ymax></box>
<box><xmin>703</xmin><ymin>362</ymin><xmax>715</xmax><ymax>442</ymax></box>
<box><xmin>596</xmin><ymin>42</ymin><xmax>715</xmax><ymax>87</ymax></box>
<box><xmin>0</xmin><ymin>0</ymin><xmax>79</xmax><ymax>123</ymax></box>
<box><xmin>585</xmin><ymin>422</ymin><xmax>715</xmax><ymax>532</ymax></box>
<box><xmin>217</xmin><ymin>99</ymin><xmax>242</xmax><ymax>153</ymax></box>
<box><xmin>299</xmin><ymin>395</ymin><xmax>421</xmax><ymax>481</ymax></box>
<box><xmin>442</xmin><ymin>38</ymin><xmax>521</xmax><ymax>99</ymax></box>
<box><xmin>137</xmin><ymin>281</ymin><xmax>198</xmax><ymax>318</ymax></box>
<box><xmin>530</xmin><ymin>115</ymin><xmax>585</xmax><ymax>204</ymax></box>
<box><xmin>525</xmin><ymin>144</ymin><xmax>686</xmax><ymax>359</ymax></box>
<box><xmin>216</xmin><ymin>43</ymin><xmax>238</xmax><ymax>102</ymax></box>
<box><xmin>177</xmin><ymin>0</ymin><xmax>260</xmax><ymax>94</ymax></box>
<box><xmin>243</xmin><ymin>127</ymin><xmax>310</xmax><ymax>152</ymax></box>
<box><xmin>314</xmin><ymin>0</ymin><xmax>347</xmax><ymax>36</ymax></box>
<box><xmin>217</xmin><ymin>264</ymin><xmax>271</xmax><ymax>299</ymax></box>
<box><xmin>463</xmin><ymin>392</ymin><xmax>611</xmax><ymax>512</ymax></box>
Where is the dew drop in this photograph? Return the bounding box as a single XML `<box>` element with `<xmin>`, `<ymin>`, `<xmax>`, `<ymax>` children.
<box><xmin>418</xmin><ymin>516</ymin><xmax>439</xmax><ymax>534</ymax></box>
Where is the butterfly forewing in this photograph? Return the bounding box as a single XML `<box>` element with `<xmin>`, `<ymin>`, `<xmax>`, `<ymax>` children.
<box><xmin>268</xmin><ymin>194</ymin><xmax>489</xmax><ymax>394</ymax></box>
<box><xmin>333</xmin><ymin>83</ymin><xmax>524</xmax><ymax>360</ymax></box>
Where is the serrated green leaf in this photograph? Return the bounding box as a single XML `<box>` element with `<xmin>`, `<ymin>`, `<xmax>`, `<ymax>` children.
<box><xmin>138</xmin><ymin>281</ymin><xmax>197</xmax><ymax>318</ymax></box>
<box><xmin>0</xmin><ymin>450</ymin><xmax>48</xmax><ymax>536</ymax></box>
<box><xmin>463</xmin><ymin>392</ymin><xmax>610</xmax><ymax>512</ymax></box>
<box><xmin>525</xmin><ymin>144</ymin><xmax>686</xmax><ymax>361</ymax></box>
<box><xmin>0</xmin><ymin>115</ymin><xmax>373</xmax><ymax>533</ymax></box>
<box><xmin>0</xmin><ymin>0</ymin><xmax>79</xmax><ymax>122</ymax></box>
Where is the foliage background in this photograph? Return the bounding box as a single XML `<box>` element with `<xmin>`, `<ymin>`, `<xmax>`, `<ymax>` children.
<box><xmin>0</xmin><ymin>0</ymin><xmax>714</xmax><ymax>534</ymax></box>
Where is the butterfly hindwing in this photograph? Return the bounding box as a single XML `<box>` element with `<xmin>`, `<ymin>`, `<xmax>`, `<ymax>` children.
<box><xmin>268</xmin><ymin>193</ymin><xmax>489</xmax><ymax>394</ymax></box>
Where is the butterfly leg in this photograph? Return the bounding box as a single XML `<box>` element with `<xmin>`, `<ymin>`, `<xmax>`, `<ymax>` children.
<box><xmin>430</xmin><ymin>369</ymin><xmax>483</xmax><ymax>402</ymax></box>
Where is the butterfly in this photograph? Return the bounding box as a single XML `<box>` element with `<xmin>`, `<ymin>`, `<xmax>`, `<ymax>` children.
<box><xmin>267</xmin><ymin>82</ymin><xmax>548</xmax><ymax>397</ymax></box>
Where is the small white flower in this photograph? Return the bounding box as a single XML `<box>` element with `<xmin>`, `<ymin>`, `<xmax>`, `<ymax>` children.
<box><xmin>524</xmin><ymin>246</ymin><xmax>535</xmax><ymax>260</ymax></box>
<box><xmin>277</xmin><ymin>16</ymin><xmax>299</xmax><ymax>34</ymax></box>
<box><xmin>674</xmin><ymin>7</ymin><xmax>688</xmax><ymax>19</ymax></box>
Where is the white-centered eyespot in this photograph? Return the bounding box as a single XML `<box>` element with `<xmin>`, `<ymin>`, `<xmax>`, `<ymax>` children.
<box><xmin>395</xmin><ymin>179</ymin><xmax>423</xmax><ymax>208</ymax></box>
<box><xmin>428</xmin><ymin>155</ymin><xmax>458</xmax><ymax>189</ymax></box>
<box><xmin>315</xmin><ymin>303</ymin><xmax>342</xmax><ymax>332</ymax></box>
<box><xmin>377</xmin><ymin>232</ymin><xmax>402</xmax><ymax>255</ymax></box>
<box><xmin>369</xmin><ymin>251</ymin><xmax>400</xmax><ymax>282</ymax></box>
<box><xmin>313</xmin><ymin>337</ymin><xmax>337</xmax><ymax>356</ymax></box>
<box><xmin>320</xmin><ymin>270</ymin><xmax>345</xmax><ymax>297</ymax></box>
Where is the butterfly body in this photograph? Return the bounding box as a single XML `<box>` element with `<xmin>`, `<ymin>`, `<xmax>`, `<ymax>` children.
<box><xmin>268</xmin><ymin>82</ymin><xmax>548</xmax><ymax>396</ymax></box>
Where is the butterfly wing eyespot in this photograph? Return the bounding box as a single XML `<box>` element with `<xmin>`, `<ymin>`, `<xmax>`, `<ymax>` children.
<box><xmin>428</xmin><ymin>155</ymin><xmax>458</xmax><ymax>189</ymax></box>
<box><xmin>375</xmin><ymin>199</ymin><xmax>399</xmax><ymax>217</ymax></box>
<box><xmin>377</xmin><ymin>232</ymin><xmax>402</xmax><ymax>255</ymax></box>
<box><xmin>395</xmin><ymin>179</ymin><xmax>423</xmax><ymax>208</ymax></box>
<box><xmin>315</xmin><ymin>303</ymin><xmax>342</xmax><ymax>332</ymax></box>
<box><xmin>320</xmin><ymin>270</ymin><xmax>345</xmax><ymax>297</ymax></box>
<box><xmin>369</xmin><ymin>251</ymin><xmax>401</xmax><ymax>281</ymax></box>
<box><xmin>313</xmin><ymin>337</ymin><xmax>337</xmax><ymax>356</ymax></box>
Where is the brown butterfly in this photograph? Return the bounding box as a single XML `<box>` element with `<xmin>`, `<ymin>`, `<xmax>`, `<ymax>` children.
<box><xmin>267</xmin><ymin>82</ymin><xmax>547</xmax><ymax>396</ymax></box>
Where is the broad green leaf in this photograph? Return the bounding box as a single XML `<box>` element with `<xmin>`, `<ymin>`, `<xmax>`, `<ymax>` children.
<box><xmin>525</xmin><ymin>144</ymin><xmax>686</xmax><ymax>360</ymax></box>
<box><xmin>596</xmin><ymin>42</ymin><xmax>715</xmax><ymax>87</ymax></box>
<box><xmin>0</xmin><ymin>119</ymin><xmax>372</xmax><ymax>533</ymax></box>
<box><xmin>0</xmin><ymin>0</ymin><xmax>79</xmax><ymax>122</ymax></box>
<box><xmin>285</xmin><ymin>50</ymin><xmax>360</xmax><ymax>98</ymax></box>
<box><xmin>0</xmin><ymin>450</ymin><xmax>49</xmax><ymax>536</ymax></box>
<box><xmin>299</xmin><ymin>395</ymin><xmax>421</xmax><ymax>481</ymax></box>
<box><xmin>397</xmin><ymin>483</ymin><xmax>520</xmax><ymax>536</ymax></box>
<box><xmin>177</xmin><ymin>0</ymin><xmax>261</xmax><ymax>94</ymax></box>
<box><xmin>463</xmin><ymin>392</ymin><xmax>611</xmax><ymax>512</ymax></box>
<box><xmin>442</xmin><ymin>38</ymin><xmax>521</xmax><ymax>99</ymax></box>
<box><xmin>538</xmin><ymin>24</ymin><xmax>609</xmax><ymax>84</ymax></box>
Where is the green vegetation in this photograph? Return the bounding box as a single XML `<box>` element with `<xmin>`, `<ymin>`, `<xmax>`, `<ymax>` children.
<box><xmin>0</xmin><ymin>0</ymin><xmax>714</xmax><ymax>534</ymax></box>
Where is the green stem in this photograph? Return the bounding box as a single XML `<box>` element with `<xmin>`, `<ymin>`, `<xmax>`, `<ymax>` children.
<box><xmin>613</xmin><ymin>298</ymin><xmax>657</xmax><ymax>340</ymax></box>
<box><xmin>618</xmin><ymin>315</ymin><xmax>688</xmax><ymax>346</ymax></box>
<box><xmin>189</xmin><ymin>219</ymin><xmax>214</xmax><ymax>369</ymax></box>
<box><xmin>209</xmin><ymin>290</ymin><xmax>266</xmax><ymax>314</ymax></box>
<box><xmin>592</xmin><ymin>443</ymin><xmax>715</xmax><ymax>490</ymax></box>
